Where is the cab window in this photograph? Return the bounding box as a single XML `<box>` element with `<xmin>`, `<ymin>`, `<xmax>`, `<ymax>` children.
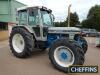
<box><xmin>18</xmin><ymin>10</ymin><xmax>27</xmax><ymax>25</ymax></box>
<box><xmin>28</xmin><ymin>9</ymin><xmax>39</xmax><ymax>25</ymax></box>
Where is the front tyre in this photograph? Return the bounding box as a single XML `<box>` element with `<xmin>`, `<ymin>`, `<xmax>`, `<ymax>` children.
<box><xmin>9</xmin><ymin>27</ymin><xmax>34</xmax><ymax>58</ymax></box>
<box><xmin>80</xmin><ymin>37</ymin><xmax>88</xmax><ymax>54</ymax></box>
<box><xmin>49</xmin><ymin>38</ymin><xmax>84</xmax><ymax>72</ymax></box>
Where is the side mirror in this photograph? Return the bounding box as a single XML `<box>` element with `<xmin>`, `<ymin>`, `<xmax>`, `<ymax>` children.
<box><xmin>51</xmin><ymin>14</ymin><xmax>55</xmax><ymax>21</ymax></box>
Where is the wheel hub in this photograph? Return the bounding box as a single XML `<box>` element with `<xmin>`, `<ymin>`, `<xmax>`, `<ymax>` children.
<box><xmin>60</xmin><ymin>52</ymin><xmax>67</xmax><ymax>60</ymax></box>
<box><xmin>58</xmin><ymin>49</ymin><xmax>68</xmax><ymax>62</ymax></box>
<box><xmin>20</xmin><ymin>40</ymin><xmax>23</xmax><ymax>45</ymax></box>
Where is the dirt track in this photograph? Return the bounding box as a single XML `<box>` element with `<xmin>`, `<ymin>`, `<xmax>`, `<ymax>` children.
<box><xmin>0</xmin><ymin>37</ymin><xmax>100</xmax><ymax>75</ymax></box>
<box><xmin>0</xmin><ymin>31</ymin><xmax>8</xmax><ymax>41</ymax></box>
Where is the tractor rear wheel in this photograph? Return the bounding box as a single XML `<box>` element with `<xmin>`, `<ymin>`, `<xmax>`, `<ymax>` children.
<box><xmin>49</xmin><ymin>38</ymin><xmax>84</xmax><ymax>73</ymax></box>
<box><xmin>9</xmin><ymin>27</ymin><xmax>34</xmax><ymax>58</ymax></box>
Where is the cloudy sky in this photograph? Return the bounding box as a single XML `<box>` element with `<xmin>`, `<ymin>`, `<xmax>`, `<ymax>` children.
<box><xmin>16</xmin><ymin>0</ymin><xmax>100</xmax><ymax>22</ymax></box>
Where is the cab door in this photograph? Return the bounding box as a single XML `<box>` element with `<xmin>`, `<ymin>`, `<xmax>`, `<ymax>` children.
<box><xmin>28</xmin><ymin>8</ymin><xmax>42</xmax><ymax>40</ymax></box>
<box><xmin>40</xmin><ymin>10</ymin><xmax>53</xmax><ymax>41</ymax></box>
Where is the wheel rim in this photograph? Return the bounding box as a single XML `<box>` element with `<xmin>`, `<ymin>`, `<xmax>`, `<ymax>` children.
<box><xmin>54</xmin><ymin>46</ymin><xmax>75</xmax><ymax>67</ymax></box>
<box><xmin>12</xmin><ymin>34</ymin><xmax>25</xmax><ymax>53</ymax></box>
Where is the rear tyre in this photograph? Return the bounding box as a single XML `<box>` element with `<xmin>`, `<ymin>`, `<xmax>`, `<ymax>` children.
<box><xmin>49</xmin><ymin>38</ymin><xmax>84</xmax><ymax>73</ymax></box>
<box><xmin>9</xmin><ymin>27</ymin><xmax>34</xmax><ymax>58</ymax></box>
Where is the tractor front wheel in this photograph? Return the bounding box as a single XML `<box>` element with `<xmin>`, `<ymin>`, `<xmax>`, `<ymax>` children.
<box><xmin>80</xmin><ymin>37</ymin><xmax>88</xmax><ymax>54</ymax></box>
<box><xmin>49</xmin><ymin>38</ymin><xmax>84</xmax><ymax>72</ymax></box>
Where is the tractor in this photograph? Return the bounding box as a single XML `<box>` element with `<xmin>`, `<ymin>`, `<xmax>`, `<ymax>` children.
<box><xmin>9</xmin><ymin>6</ymin><xmax>88</xmax><ymax>72</ymax></box>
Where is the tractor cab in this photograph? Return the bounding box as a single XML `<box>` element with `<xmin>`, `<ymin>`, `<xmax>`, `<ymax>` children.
<box><xmin>17</xmin><ymin>6</ymin><xmax>54</xmax><ymax>41</ymax></box>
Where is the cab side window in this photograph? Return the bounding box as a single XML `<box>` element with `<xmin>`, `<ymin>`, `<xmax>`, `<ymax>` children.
<box><xmin>28</xmin><ymin>9</ymin><xmax>39</xmax><ymax>25</ymax></box>
<box><xmin>19</xmin><ymin>10</ymin><xmax>27</xmax><ymax>25</ymax></box>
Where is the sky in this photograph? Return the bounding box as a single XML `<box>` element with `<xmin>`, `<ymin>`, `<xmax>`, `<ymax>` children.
<box><xmin>16</xmin><ymin>0</ymin><xmax>100</xmax><ymax>22</ymax></box>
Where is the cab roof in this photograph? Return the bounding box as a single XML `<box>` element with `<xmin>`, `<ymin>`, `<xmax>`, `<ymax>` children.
<box><xmin>17</xmin><ymin>6</ymin><xmax>52</xmax><ymax>12</ymax></box>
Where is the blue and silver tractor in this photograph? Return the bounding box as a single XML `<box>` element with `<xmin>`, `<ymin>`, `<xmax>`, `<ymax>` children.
<box><xmin>9</xmin><ymin>6</ymin><xmax>88</xmax><ymax>73</ymax></box>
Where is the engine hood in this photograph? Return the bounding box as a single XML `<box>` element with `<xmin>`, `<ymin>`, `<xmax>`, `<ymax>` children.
<box><xmin>48</xmin><ymin>27</ymin><xmax>81</xmax><ymax>34</ymax></box>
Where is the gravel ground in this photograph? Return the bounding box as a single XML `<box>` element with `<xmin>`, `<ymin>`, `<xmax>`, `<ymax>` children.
<box><xmin>0</xmin><ymin>37</ymin><xmax>100</xmax><ymax>75</ymax></box>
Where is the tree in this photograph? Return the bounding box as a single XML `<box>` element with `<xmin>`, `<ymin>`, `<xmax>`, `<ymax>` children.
<box><xmin>54</xmin><ymin>22</ymin><xmax>67</xmax><ymax>27</ymax></box>
<box><xmin>67</xmin><ymin>12</ymin><xmax>80</xmax><ymax>27</ymax></box>
<box><xmin>81</xmin><ymin>5</ymin><xmax>100</xmax><ymax>31</ymax></box>
<box><xmin>54</xmin><ymin>12</ymin><xmax>80</xmax><ymax>27</ymax></box>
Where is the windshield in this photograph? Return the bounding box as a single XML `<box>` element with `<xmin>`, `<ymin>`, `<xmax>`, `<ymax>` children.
<box><xmin>41</xmin><ymin>10</ymin><xmax>53</xmax><ymax>26</ymax></box>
